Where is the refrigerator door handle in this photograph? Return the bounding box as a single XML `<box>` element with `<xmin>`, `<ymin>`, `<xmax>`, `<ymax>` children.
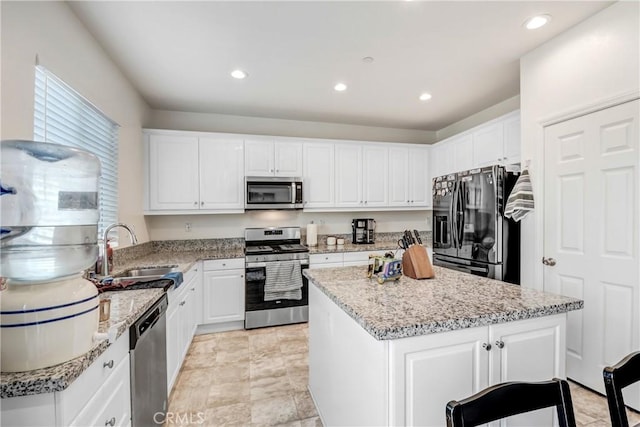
<box><xmin>435</xmin><ymin>258</ymin><xmax>490</xmax><ymax>275</ymax></box>
<box><xmin>451</xmin><ymin>180</ymin><xmax>459</xmax><ymax>249</ymax></box>
<box><xmin>458</xmin><ymin>181</ymin><xmax>466</xmax><ymax>250</ymax></box>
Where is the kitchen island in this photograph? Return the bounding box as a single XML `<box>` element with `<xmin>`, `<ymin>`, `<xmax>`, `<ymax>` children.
<box><xmin>304</xmin><ymin>265</ymin><xmax>583</xmax><ymax>426</ymax></box>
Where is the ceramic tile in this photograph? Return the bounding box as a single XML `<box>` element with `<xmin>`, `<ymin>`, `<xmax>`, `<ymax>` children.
<box><xmin>207</xmin><ymin>381</ymin><xmax>250</xmax><ymax>408</ymax></box>
<box><xmin>298</xmin><ymin>417</ymin><xmax>323</xmax><ymax>427</ymax></box>
<box><xmin>203</xmin><ymin>402</ymin><xmax>252</xmax><ymax>425</ymax></box>
<box><xmin>250</xmin><ymin>374</ymin><xmax>293</xmax><ymax>401</ymax></box>
<box><xmin>250</xmin><ymin>357</ymin><xmax>287</xmax><ymax>380</ymax></box>
<box><xmin>293</xmin><ymin>391</ymin><xmax>318</xmax><ymax>419</ymax></box>
<box><xmin>250</xmin><ymin>395</ymin><xmax>299</xmax><ymax>425</ymax></box>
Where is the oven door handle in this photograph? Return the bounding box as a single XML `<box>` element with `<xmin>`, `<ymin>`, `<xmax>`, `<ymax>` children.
<box><xmin>246</xmin><ymin>260</ymin><xmax>309</xmax><ymax>268</ymax></box>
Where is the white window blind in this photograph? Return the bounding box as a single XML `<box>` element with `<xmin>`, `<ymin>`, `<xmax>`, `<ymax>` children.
<box><xmin>33</xmin><ymin>65</ymin><xmax>119</xmax><ymax>239</ymax></box>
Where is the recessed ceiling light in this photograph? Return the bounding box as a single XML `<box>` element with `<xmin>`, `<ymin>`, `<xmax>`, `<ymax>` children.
<box><xmin>362</xmin><ymin>56</ymin><xmax>374</xmax><ymax>63</ymax></box>
<box><xmin>231</xmin><ymin>69</ymin><xmax>248</xmax><ymax>79</ymax></box>
<box><xmin>524</xmin><ymin>14</ymin><xmax>551</xmax><ymax>30</ymax></box>
<box><xmin>334</xmin><ymin>83</ymin><xmax>347</xmax><ymax>92</ymax></box>
<box><xmin>419</xmin><ymin>93</ymin><xmax>432</xmax><ymax>101</ymax></box>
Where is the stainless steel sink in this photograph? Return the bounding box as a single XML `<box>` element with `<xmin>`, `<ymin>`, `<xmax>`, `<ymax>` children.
<box><xmin>111</xmin><ymin>265</ymin><xmax>179</xmax><ymax>282</ymax></box>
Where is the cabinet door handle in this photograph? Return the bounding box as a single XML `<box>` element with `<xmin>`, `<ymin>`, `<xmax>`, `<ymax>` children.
<box><xmin>482</xmin><ymin>342</ymin><xmax>492</xmax><ymax>351</ymax></box>
<box><xmin>191</xmin><ymin>287</ymin><xmax>196</xmax><ymax>291</ymax></box>
<box><xmin>495</xmin><ymin>340</ymin><xmax>505</xmax><ymax>349</ymax></box>
<box><xmin>105</xmin><ymin>417</ymin><xmax>116</xmax><ymax>426</ymax></box>
<box><xmin>240</xmin><ymin>274</ymin><xmax>244</xmax><ymax>278</ymax></box>
<box><xmin>201</xmin><ymin>201</ymin><xmax>204</xmax><ymax>206</ymax></box>
<box><xmin>180</xmin><ymin>301</ymin><xmax>186</xmax><ymax>306</ymax></box>
<box><xmin>103</xmin><ymin>360</ymin><xmax>114</xmax><ymax>369</ymax></box>
<box><xmin>193</xmin><ymin>201</ymin><xmax>198</xmax><ymax>206</ymax></box>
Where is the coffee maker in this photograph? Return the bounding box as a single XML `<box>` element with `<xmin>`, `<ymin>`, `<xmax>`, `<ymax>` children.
<box><xmin>352</xmin><ymin>218</ymin><xmax>376</xmax><ymax>244</ymax></box>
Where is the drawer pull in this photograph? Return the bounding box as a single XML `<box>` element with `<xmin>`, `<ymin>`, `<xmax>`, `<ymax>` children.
<box><xmin>103</xmin><ymin>360</ymin><xmax>114</xmax><ymax>369</ymax></box>
<box><xmin>105</xmin><ymin>417</ymin><xmax>116</xmax><ymax>426</ymax></box>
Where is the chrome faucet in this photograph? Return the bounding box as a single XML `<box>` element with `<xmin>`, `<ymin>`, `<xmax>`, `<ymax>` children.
<box><xmin>102</xmin><ymin>223</ymin><xmax>138</xmax><ymax>277</ymax></box>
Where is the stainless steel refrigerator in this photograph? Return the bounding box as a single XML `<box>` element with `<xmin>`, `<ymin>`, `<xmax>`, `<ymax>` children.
<box><xmin>432</xmin><ymin>165</ymin><xmax>520</xmax><ymax>284</ymax></box>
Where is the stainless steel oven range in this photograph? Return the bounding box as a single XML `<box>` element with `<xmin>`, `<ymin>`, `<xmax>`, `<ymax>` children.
<box><xmin>244</xmin><ymin>227</ymin><xmax>309</xmax><ymax>329</ymax></box>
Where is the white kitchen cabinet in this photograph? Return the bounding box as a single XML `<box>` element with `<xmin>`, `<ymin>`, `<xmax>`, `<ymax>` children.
<box><xmin>166</xmin><ymin>262</ymin><xmax>201</xmax><ymax>393</ymax></box>
<box><xmin>302</xmin><ymin>141</ymin><xmax>335</xmax><ymax>208</ymax></box>
<box><xmin>335</xmin><ymin>143</ymin><xmax>363</xmax><ymax>207</ymax></box>
<box><xmin>388</xmin><ymin>145</ymin><xmax>431</xmax><ymax>208</ymax></box>
<box><xmin>148</xmin><ymin>134</ymin><xmax>200</xmax><ymax>210</ymax></box>
<box><xmin>473</xmin><ymin>122</ymin><xmax>504</xmax><ymax>167</ymax></box>
<box><xmin>335</xmin><ymin>143</ymin><xmax>388</xmax><ymax>208</ymax></box>
<box><xmin>362</xmin><ymin>145</ymin><xmax>389</xmax><ymax>207</ymax></box>
<box><xmin>2</xmin><ymin>331</ymin><xmax>131</xmax><ymax>427</ymax></box>
<box><xmin>146</xmin><ymin>131</ymin><xmax>244</xmax><ymax>213</ymax></box>
<box><xmin>202</xmin><ymin>258</ymin><xmax>245</xmax><ymax>326</ymax></box>
<box><xmin>199</xmin><ymin>136</ymin><xmax>245</xmax><ymax>210</ymax></box>
<box><xmin>389</xmin><ymin>314</ymin><xmax>565</xmax><ymax>426</ymax></box>
<box><xmin>245</xmin><ymin>138</ymin><xmax>303</xmax><ymax>177</ymax></box>
<box><xmin>431</xmin><ymin>110</ymin><xmax>521</xmax><ymax>180</ymax></box>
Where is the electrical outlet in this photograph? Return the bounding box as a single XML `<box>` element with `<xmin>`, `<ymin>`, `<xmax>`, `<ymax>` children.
<box><xmin>185</xmin><ymin>222</ymin><xmax>192</xmax><ymax>232</ymax></box>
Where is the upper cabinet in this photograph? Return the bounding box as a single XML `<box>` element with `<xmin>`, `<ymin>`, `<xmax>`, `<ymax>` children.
<box><xmin>302</xmin><ymin>141</ymin><xmax>335</xmax><ymax>209</ymax></box>
<box><xmin>245</xmin><ymin>138</ymin><xmax>303</xmax><ymax>177</ymax></box>
<box><xmin>145</xmin><ymin>131</ymin><xmax>244</xmax><ymax>213</ymax></box>
<box><xmin>144</xmin><ymin>130</ymin><xmax>432</xmax><ymax>214</ymax></box>
<box><xmin>335</xmin><ymin>143</ymin><xmax>388</xmax><ymax>208</ymax></box>
<box><xmin>389</xmin><ymin>145</ymin><xmax>431</xmax><ymax>208</ymax></box>
<box><xmin>430</xmin><ymin>110</ymin><xmax>521</xmax><ymax>180</ymax></box>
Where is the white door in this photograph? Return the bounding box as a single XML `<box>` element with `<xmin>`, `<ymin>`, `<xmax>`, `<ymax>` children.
<box><xmin>335</xmin><ymin>144</ymin><xmax>363</xmax><ymax>207</ymax></box>
<box><xmin>199</xmin><ymin>137</ymin><xmax>244</xmax><ymax>210</ymax></box>
<box><xmin>245</xmin><ymin>138</ymin><xmax>274</xmax><ymax>176</ymax></box>
<box><xmin>148</xmin><ymin>134</ymin><xmax>199</xmax><ymax>210</ymax></box>
<box><xmin>202</xmin><ymin>269</ymin><xmax>245</xmax><ymax>324</ymax></box>
<box><xmin>544</xmin><ymin>99</ymin><xmax>639</xmax><ymax>406</ymax></box>
<box><xmin>388</xmin><ymin>146</ymin><xmax>409</xmax><ymax>207</ymax></box>
<box><xmin>362</xmin><ymin>144</ymin><xmax>388</xmax><ymax>207</ymax></box>
<box><xmin>274</xmin><ymin>141</ymin><xmax>303</xmax><ymax>177</ymax></box>
<box><xmin>408</xmin><ymin>146</ymin><xmax>430</xmax><ymax>207</ymax></box>
<box><xmin>303</xmin><ymin>142</ymin><xmax>334</xmax><ymax>208</ymax></box>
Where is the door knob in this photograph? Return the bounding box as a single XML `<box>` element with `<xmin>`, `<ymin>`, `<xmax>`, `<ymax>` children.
<box><xmin>495</xmin><ymin>340</ymin><xmax>505</xmax><ymax>349</ymax></box>
<box><xmin>542</xmin><ymin>257</ymin><xmax>557</xmax><ymax>266</ymax></box>
<box><xmin>482</xmin><ymin>342</ymin><xmax>492</xmax><ymax>351</ymax></box>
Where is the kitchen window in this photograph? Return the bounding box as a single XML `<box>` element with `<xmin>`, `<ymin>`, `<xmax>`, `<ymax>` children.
<box><xmin>33</xmin><ymin>65</ymin><xmax>119</xmax><ymax>239</ymax></box>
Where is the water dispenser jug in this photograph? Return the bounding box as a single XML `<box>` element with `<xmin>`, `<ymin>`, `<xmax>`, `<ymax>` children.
<box><xmin>1</xmin><ymin>140</ymin><xmax>101</xmax><ymax>281</ymax></box>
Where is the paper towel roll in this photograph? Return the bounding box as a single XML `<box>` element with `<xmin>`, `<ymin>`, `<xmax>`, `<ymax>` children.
<box><xmin>307</xmin><ymin>223</ymin><xmax>318</xmax><ymax>246</ymax></box>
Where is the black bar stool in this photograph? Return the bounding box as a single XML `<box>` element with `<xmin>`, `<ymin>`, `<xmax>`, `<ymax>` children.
<box><xmin>446</xmin><ymin>378</ymin><xmax>576</xmax><ymax>427</ymax></box>
<box><xmin>603</xmin><ymin>351</ymin><xmax>640</xmax><ymax>427</ymax></box>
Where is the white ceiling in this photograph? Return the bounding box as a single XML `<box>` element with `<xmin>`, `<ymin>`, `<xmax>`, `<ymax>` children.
<box><xmin>68</xmin><ymin>1</ymin><xmax>613</xmax><ymax>131</ymax></box>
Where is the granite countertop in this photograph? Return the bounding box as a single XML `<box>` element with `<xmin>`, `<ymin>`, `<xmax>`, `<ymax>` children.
<box><xmin>110</xmin><ymin>247</ymin><xmax>245</xmax><ymax>278</ymax></box>
<box><xmin>1</xmin><ymin>289</ymin><xmax>164</xmax><ymax>399</ymax></box>
<box><xmin>304</xmin><ymin>265</ymin><xmax>583</xmax><ymax>341</ymax></box>
<box><xmin>308</xmin><ymin>241</ymin><xmax>414</xmax><ymax>255</ymax></box>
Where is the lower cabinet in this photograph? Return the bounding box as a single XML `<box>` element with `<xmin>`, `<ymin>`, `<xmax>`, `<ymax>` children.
<box><xmin>309</xmin><ymin>282</ymin><xmax>566</xmax><ymax>427</ymax></box>
<box><xmin>2</xmin><ymin>331</ymin><xmax>131</xmax><ymax>427</ymax></box>
<box><xmin>389</xmin><ymin>314</ymin><xmax>566</xmax><ymax>426</ymax></box>
<box><xmin>166</xmin><ymin>262</ymin><xmax>202</xmax><ymax>394</ymax></box>
<box><xmin>202</xmin><ymin>258</ymin><xmax>245</xmax><ymax>325</ymax></box>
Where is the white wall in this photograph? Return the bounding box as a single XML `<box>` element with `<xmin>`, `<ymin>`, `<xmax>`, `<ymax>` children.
<box><xmin>1</xmin><ymin>1</ymin><xmax>151</xmax><ymax>244</ymax></box>
<box><xmin>147</xmin><ymin>109</ymin><xmax>437</xmax><ymax>145</ymax></box>
<box><xmin>519</xmin><ymin>1</ymin><xmax>640</xmax><ymax>290</ymax></box>
<box><xmin>146</xmin><ymin>210</ymin><xmax>431</xmax><ymax>241</ymax></box>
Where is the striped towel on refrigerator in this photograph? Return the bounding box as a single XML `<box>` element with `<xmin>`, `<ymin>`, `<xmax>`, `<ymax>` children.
<box><xmin>505</xmin><ymin>168</ymin><xmax>534</xmax><ymax>222</ymax></box>
<box><xmin>264</xmin><ymin>260</ymin><xmax>303</xmax><ymax>301</ymax></box>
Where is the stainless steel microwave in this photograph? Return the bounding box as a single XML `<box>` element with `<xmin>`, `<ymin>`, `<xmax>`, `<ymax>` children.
<box><xmin>245</xmin><ymin>177</ymin><xmax>303</xmax><ymax>210</ymax></box>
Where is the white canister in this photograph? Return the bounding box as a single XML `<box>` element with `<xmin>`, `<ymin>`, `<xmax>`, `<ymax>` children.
<box><xmin>307</xmin><ymin>222</ymin><xmax>318</xmax><ymax>247</ymax></box>
<box><xmin>327</xmin><ymin>236</ymin><xmax>337</xmax><ymax>246</ymax></box>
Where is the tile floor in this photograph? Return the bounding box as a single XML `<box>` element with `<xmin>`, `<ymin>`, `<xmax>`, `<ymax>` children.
<box><xmin>169</xmin><ymin>323</ymin><xmax>639</xmax><ymax>426</ymax></box>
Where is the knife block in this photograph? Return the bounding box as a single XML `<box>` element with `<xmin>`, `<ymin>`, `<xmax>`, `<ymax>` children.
<box><xmin>402</xmin><ymin>245</ymin><xmax>435</xmax><ymax>279</ymax></box>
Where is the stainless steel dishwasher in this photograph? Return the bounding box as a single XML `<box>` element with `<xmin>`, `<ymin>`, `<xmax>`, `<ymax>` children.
<box><xmin>130</xmin><ymin>294</ymin><xmax>168</xmax><ymax>426</ymax></box>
